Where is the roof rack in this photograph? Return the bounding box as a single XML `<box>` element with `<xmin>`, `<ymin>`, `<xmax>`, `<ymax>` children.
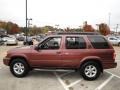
<box><xmin>57</xmin><ymin>32</ymin><xmax>100</xmax><ymax>35</ymax></box>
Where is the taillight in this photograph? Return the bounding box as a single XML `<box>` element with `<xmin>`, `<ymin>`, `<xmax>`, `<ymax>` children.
<box><xmin>113</xmin><ymin>52</ymin><xmax>116</xmax><ymax>60</ymax></box>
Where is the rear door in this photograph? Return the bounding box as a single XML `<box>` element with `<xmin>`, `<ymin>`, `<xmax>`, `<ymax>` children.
<box><xmin>60</xmin><ymin>36</ymin><xmax>87</xmax><ymax>68</ymax></box>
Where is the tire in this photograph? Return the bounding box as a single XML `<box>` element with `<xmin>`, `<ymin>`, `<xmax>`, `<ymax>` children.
<box><xmin>80</xmin><ymin>61</ymin><xmax>101</xmax><ymax>81</ymax></box>
<box><xmin>23</xmin><ymin>42</ymin><xmax>26</xmax><ymax>45</ymax></box>
<box><xmin>15</xmin><ymin>43</ymin><xmax>18</xmax><ymax>46</ymax></box>
<box><xmin>24</xmin><ymin>42</ymin><xmax>27</xmax><ymax>45</ymax></box>
<box><xmin>118</xmin><ymin>43</ymin><xmax>120</xmax><ymax>46</ymax></box>
<box><xmin>10</xmin><ymin>58</ymin><xmax>30</xmax><ymax>77</ymax></box>
<box><xmin>30</xmin><ymin>42</ymin><xmax>33</xmax><ymax>45</ymax></box>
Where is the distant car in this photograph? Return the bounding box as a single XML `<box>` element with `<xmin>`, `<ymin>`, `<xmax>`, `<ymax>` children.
<box><xmin>107</xmin><ymin>36</ymin><xmax>120</xmax><ymax>46</ymax></box>
<box><xmin>0</xmin><ymin>37</ymin><xmax>4</xmax><ymax>45</ymax></box>
<box><xmin>116</xmin><ymin>36</ymin><xmax>120</xmax><ymax>40</ymax></box>
<box><xmin>36</xmin><ymin>34</ymin><xmax>46</xmax><ymax>42</ymax></box>
<box><xmin>31</xmin><ymin>36</ymin><xmax>37</xmax><ymax>39</ymax></box>
<box><xmin>5</xmin><ymin>37</ymin><xmax>18</xmax><ymax>45</ymax></box>
<box><xmin>2</xmin><ymin>36</ymin><xmax>9</xmax><ymax>42</ymax></box>
<box><xmin>23</xmin><ymin>37</ymin><xmax>33</xmax><ymax>45</ymax></box>
<box><xmin>17</xmin><ymin>35</ymin><xmax>25</xmax><ymax>41</ymax></box>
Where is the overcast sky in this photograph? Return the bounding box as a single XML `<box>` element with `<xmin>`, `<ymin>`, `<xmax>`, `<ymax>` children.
<box><xmin>0</xmin><ymin>0</ymin><xmax>120</xmax><ymax>30</ymax></box>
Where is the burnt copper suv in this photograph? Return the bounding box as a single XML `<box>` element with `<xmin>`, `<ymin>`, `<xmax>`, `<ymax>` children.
<box><xmin>3</xmin><ymin>32</ymin><xmax>117</xmax><ymax>80</ymax></box>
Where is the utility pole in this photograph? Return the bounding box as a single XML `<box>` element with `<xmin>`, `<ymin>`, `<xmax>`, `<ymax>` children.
<box><xmin>27</xmin><ymin>18</ymin><xmax>32</xmax><ymax>34</ymax></box>
<box><xmin>96</xmin><ymin>24</ymin><xmax>99</xmax><ymax>32</ymax></box>
<box><xmin>79</xmin><ymin>26</ymin><xmax>82</xmax><ymax>32</ymax></box>
<box><xmin>25</xmin><ymin>0</ymin><xmax>28</xmax><ymax>43</ymax></box>
<box><xmin>108</xmin><ymin>13</ymin><xmax>111</xmax><ymax>26</ymax></box>
<box><xmin>55</xmin><ymin>24</ymin><xmax>59</xmax><ymax>32</ymax></box>
<box><xmin>116</xmin><ymin>24</ymin><xmax>119</xmax><ymax>35</ymax></box>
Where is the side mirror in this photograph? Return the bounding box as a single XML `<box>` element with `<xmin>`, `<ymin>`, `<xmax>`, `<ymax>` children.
<box><xmin>35</xmin><ymin>44</ymin><xmax>44</xmax><ymax>50</ymax></box>
<box><xmin>35</xmin><ymin>46</ymin><xmax>39</xmax><ymax>50</ymax></box>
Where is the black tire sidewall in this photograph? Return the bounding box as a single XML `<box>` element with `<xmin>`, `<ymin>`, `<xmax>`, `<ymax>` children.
<box><xmin>118</xmin><ymin>43</ymin><xmax>120</xmax><ymax>46</ymax></box>
<box><xmin>10</xmin><ymin>59</ymin><xmax>29</xmax><ymax>77</ymax></box>
<box><xmin>80</xmin><ymin>61</ymin><xmax>101</xmax><ymax>81</ymax></box>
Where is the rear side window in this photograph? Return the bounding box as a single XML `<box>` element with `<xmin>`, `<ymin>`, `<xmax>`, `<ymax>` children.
<box><xmin>66</xmin><ymin>37</ymin><xmax>86</xmax><ymax>49</ymax></box>
<box><xmin>109</xmin><ymin>37</ymin><xmax>117</xmax><ymax>40</ymax></box>
<box><xmin>88</xmin><ymin>36</ymin><xmax>110</xmax><ymax>49</ymax></box>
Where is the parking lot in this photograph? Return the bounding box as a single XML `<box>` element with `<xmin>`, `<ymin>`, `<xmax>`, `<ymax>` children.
<box><xmin>0</xmin><ymin>43</ymin><xmax>120</xmax><ymax>90</ymax></box>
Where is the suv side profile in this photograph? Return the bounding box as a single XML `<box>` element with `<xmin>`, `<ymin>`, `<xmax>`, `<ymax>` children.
<box><xmin>3</xmin><ymin>33</ymin><xmax>117</xmax><ymax>80</ymax></box>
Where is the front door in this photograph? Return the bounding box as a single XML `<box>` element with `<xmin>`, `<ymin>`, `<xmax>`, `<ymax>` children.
<box><xmin>31</xmin><ymin>37</ymin><xmax>62</xmax><ymax>67</ymax></box>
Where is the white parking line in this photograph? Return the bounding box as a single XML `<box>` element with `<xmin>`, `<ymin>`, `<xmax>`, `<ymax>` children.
<box><xmin>105</xmin><ymin>70</ymin><xmax>120</xmax><ymax>79</ymax></box>
<box><xmin>67</xmin><ymin>79</ymin><xmax>83</xmax><ymax>88</ymax></box>
<box><xmin>95</xmin><ymin>70</ymin><xmax>120</xmax><ymax>90</ymax></box>
<box><xmin>37</xmin><ymin>68</ymin><xmax>120</xmax><ymax>90</ymax></box>
<box><xmin>60</xmin><ymin>71</ymin><xmax>75</xmax><ymax>78</ymax></box>
<box><xmin>95</xmin><ymin>74</ymin><xmax>114</xmax><ymax>90</ymax></box>
<box><xmin>54</xmin><ymin>72</ymin><xmax>69</xmax><ymax>90</ymax></box>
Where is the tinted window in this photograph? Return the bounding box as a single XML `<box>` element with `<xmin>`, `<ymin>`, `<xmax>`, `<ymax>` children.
<box><xmin>66</xmin><ymin>37</ymin><xmax>86</xmax><ymax>49</ymax></box>
<box><xmin>0</xmin><ymin>37</ymin><xmax>1</xmax><ymax>40</ymax></box>
<box><xmin>88</xmin><ymin>36</ymin><xmax>110</xmax><ymax>49</ymax></box>
<box><xmin>109</xmin><ymin>38</ymin><xmax>114</xmax><ymax>40</ymax></box>
<box><xmin>109</xmin><ymin>37</ymin><xmax>117</xmax><ymax>40</ymax></box>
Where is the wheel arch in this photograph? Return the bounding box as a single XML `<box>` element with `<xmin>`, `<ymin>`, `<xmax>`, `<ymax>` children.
<box><xmin>79</xmin><ymin>58</ymin><xmax>103</xmax><ymax>72</ymax></box>
<box><xmin>9</xmin><ymin>56</ymin><xmax>31</xmax><ymax>68</ymax></box>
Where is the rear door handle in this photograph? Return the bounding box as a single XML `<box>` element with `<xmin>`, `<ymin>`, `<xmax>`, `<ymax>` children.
<box><xmin>56</xmin><ymin>51</ymin><xmax>61</xmax><ymax>54</ymax></box>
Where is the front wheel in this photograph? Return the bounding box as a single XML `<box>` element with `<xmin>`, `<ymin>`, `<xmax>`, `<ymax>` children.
<box><xmin>10</xmin><ymin>58</ymin><xmax>30</xmax><ymax>77</ymax></box>
<box><xmin>80</xmin><ymin>61</ymin><xmax>101</xmax><ymax>81</ymax></box>
<box><xmin>118</xmin><ymin>43</ymin><xmax>120</xmax><ymax>46</ymax></box>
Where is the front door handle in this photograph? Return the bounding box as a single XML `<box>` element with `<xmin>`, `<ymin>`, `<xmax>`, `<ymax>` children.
<box><xmin>64</xmin><ymin>53</ymin><xmax>69</xmax><ymax>55</ymax></box>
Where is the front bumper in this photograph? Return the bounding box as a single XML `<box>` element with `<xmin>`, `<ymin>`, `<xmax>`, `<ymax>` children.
<box><xmin>3</xmin><ymin>57</ymin><xmax>11</xmax><ymax>66</ymax></box>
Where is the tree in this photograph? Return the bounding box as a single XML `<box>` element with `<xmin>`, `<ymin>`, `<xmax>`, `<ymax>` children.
<box><xmin>10</xmin><ymin>24</ymin><xmax>20</xmax><ymax>34</ymax></box>
<box><xmin>99</xmin><ymin>23</ymin><xmax>110</xmax><ymax>36</ymax></box>
<box><xmin>83</xmin><ymin>21</ymin><xmax>95</xmax><ymax>32</ymax></box>
<box><xmin>41</xmin><ymin>26</ymin><xmax>55</xmax><ymax>34</ymax></box>
<box><xmin>0</xmin><ymin>21</ymin><xmax>21</xmax><ymax>34</ymax></box>
<box><xmin>64</xmin><ymin>27</ymin><xmax>71</xmax><ymax>32</ymax></box>
<box><xmin>29</xmin><ymin>25</ymin><xmax>42</xmax><ymax>35</ymax></box>
<box><xmin>0</xmin><ymin>21</ymin><xmax>7</xmax><ymax>29</ymax></box>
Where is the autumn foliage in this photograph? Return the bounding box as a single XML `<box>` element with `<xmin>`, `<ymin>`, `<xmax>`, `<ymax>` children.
<box><xmin>0</xmin><ymin>21</ymin><xmax>20</xmax><ymax>34</ymax></box>
<box><xmin>83</xmin><ymin>22</ymin><xmax>95</xmax><ymax>32</ymax></box>
<box><xmin>99</xmin><ymin>23</ymin><xmax>110</xmax><ymax>36</ymax></box>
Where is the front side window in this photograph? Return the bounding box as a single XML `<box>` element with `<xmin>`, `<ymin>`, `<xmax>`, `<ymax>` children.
<box><xmin>39</xmin><ymin>37</ymin><xmax>61</xmax><ymax>49</ymax></box>
<box><xmin>66</xmin><ymin>37</ymin><xmax>86</xmax><ymax>49</ymax></box>
<box><xmin>88</xmin><ymin>36</ymin><xmax>110</xmax><ymax>49</ymax></box>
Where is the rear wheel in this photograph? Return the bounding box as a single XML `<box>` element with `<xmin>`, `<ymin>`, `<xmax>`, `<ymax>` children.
<box><xmin>80</xmin><ymin>61</ymin><xmax>101</xmax><ymax>81</ymax></box>
<box><xmin>10</xmin><ymin>58</ymin><xmax>30</xmax><ymax>77</ymax></box>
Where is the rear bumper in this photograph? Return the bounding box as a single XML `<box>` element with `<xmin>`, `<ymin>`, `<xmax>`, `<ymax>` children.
<box><xmin>3</xmin><ymin>57</ymin><xmax>10</xmax><ymax>66</ymax></box>
<box><xmin>6</xmin><ymin>41</ymin><xmax>17</xmax><ymax>45</ymax></box>
<box><xmin>103</xmin><ymin>62</ymin><xmax>117</xmax><ymax>69</ymax></box>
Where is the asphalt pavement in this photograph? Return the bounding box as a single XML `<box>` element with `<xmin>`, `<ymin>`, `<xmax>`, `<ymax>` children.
<box><xmin>0</xmin><ymin>44</ymin><xmax>120</xmax><ymax>90</ymax></box>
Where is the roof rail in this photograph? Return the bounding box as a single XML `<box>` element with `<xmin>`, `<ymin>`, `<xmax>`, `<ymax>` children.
<box><xmin>57</xmin><ymin>32</ymin><xmax>100</xmax><ymax>35</ymax></box>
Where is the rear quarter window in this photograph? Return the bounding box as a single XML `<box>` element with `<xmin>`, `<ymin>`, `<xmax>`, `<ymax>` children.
<box><xmin>88</xmin><ymin>36</ymin><xmax>110</xmax><ymax>49</ymax></box>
